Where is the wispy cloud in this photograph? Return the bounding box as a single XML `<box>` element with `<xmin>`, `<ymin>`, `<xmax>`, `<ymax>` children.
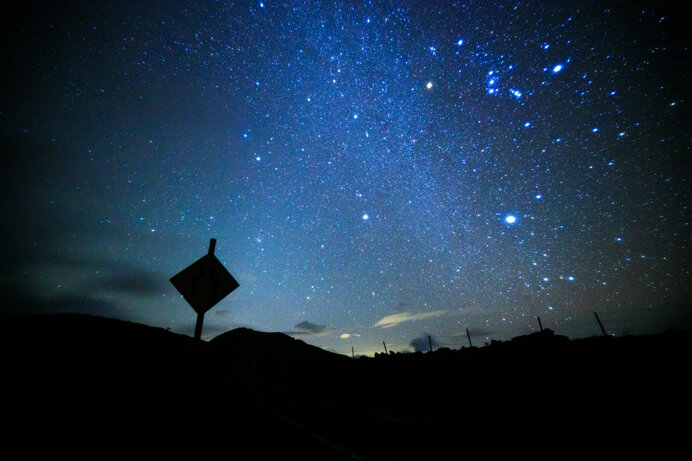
<box><xmin>285</xmin><ymin>320</ymin><xmax>330</xmax><ymax>337</ymax></box>
<box><xmin>373</xmin><ymin>310</ymin><xmax>448</xmax><ymax>328</ymax></box>
<box><xmin>339</xmin><ymin>333</ymin><xmax>361</xmax><ymax>339</ymax></box>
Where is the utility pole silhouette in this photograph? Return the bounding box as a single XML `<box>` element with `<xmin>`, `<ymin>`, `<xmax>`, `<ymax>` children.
<box><xmin>352</xmin><ymin>346</ymin><xmax>355</xmax><ymax>359</ymax></box>
<box><xmin>537</xmin><ymin>316</ymin><xmax>543</xmax><ymax>332</ymax></box>
<box><xmin>383</xmin><ymin>341</ymin><xmax>388</xmax><ymax>355</ymax></box>
<box><xmin>428</xmin><ymin>335</ymin><xmax>433</xmax><ymax>352</ymax></box>
<box><xmin>466</xmin><ymin>328</ymin><xmax>473</xmax><ymax>348</ymax></box>
<box><xmin>594</xmin><ymin>312</ymin><xmax>608</xmax><ymax>336</ymax></box>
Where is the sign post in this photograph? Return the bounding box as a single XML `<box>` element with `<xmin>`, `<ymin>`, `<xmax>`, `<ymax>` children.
<box><xmin>170</xmin><ymin>238</ymin><xmax>239</xmax><ymax>341</ymax></box>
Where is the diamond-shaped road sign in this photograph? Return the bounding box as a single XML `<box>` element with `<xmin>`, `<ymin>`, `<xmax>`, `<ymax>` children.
<box><xmin>170</xmin><ymin>238</ymin><xmax>239</xmax><ymax>340</ymax></box>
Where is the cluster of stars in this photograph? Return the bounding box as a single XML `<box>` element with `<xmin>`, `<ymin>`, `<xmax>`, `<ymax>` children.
<box><xmin>3</xmin><ymin>0</ymin><xmax>689</xmax><ymax>354</ymax></box>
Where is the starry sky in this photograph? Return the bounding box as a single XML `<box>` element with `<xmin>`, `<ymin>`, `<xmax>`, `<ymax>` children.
<box><xmin>2</xmin><ymin>1</ymin><xmax>690</xmax><ymax>356</ymax></box>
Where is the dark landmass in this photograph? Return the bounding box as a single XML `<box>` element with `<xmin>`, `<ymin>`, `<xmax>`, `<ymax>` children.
<box><xmin>1</xmin><ymin>314</ymin><xmax>689</xmax><ymax>459</ymax></box>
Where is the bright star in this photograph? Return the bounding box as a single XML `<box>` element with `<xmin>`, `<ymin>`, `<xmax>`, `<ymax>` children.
<box><xmin>505</xmin><ymin>215</ymin><xmax>517</xmax><ymax>224</ymax></box>
<box><xmin>362</xmin><ymin>213</ymin><xmax>369</xmax><ymax>221</ymax></box>
<box><xmin>552</xmin><ymin>64</ymin><xmax>563</xmax><ymax>73</ymax></box>
<box><xmin>426</xmin><ymin>81</ymin><xmax>433</xmax><ymax>89</ymax></box>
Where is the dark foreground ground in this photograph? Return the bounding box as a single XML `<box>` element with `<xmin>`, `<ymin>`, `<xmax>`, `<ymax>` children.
<box><xmin>1</xmin><ymin>314</ymin><xmax>689</xmax><ymax>459</ymax></box>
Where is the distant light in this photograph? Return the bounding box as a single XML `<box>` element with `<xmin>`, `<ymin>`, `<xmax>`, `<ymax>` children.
<box><xmin>353</xmin><ymin>114</ymin><xmax>358</xmax><ymax>119</ymax></box>
<box><xmin>552</xmin><ymin>64</ymin><xmax>563</xmax><ymax>73</ymax></box>
<box><xmin>619</xmin><ymin>132</ymin><xmax>626</xmax><ymax>137</ymax></box>
<box><xmin>524</xmin><ymin>122</ymin><xmax>531</xmax><ymax>127</ymax></box>
<box><xmin>592</xmin><ymin>127</ymin><xmax>599</xmax><ymax>132</ymax></box>
<box><xmin>535</xmin><ymin>194</ymin><xmax>542</xmax><ymax>199</ymax></box>
<box><xmin>362</xmin><ymin>213</ymin><xmax>369</xmax><ymax>221</ymax></box>
<box><xmin>567</xmin><ymin>276</ymin><xmax>575</xmax><ymax>281</ymax></box>
<box><xmin>426</xmin><ymin>81</ymin><xmax>433</xmax><ymax>89</ymax></box>
<box><xmin>259</xmin><ymin>2</ymin><xmax>264</xmax><ymax>7</ymax></box>
<box><xmin>505</xmin><ymin>215</ymin><xmax>517</xmax><ymax>224</ymax></box>
<box><xmin>616</xmin><ymin>237</ymin><xmax>622</xmax><ymax>242</ymax></box>
<box><xmin>609</xmin><ymin>90</ymin><xmax>616</xmax><ymax>96</ymax></box>
<box><xmin>456</xmin><ymin>39</ymin><xmax>464</xmax><ymax>46</ymax></box>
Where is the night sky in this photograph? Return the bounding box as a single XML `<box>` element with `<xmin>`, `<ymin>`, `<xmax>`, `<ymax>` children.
<box><xmin>2</xmin><ymin>1</ymin><xmax>689</xmax><ymax>356</ymax></box>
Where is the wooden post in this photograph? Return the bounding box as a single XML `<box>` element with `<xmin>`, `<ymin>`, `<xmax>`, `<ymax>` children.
<box><xmin>352</xmin><ymin>346</ymin><xmax>355</xmax><ymax>359</ymax></box>
<box><xmin>594</xmin><ymin>312</ymin><xmax>608</xmax><ymax>336</ymax></box>
<box><xmin>428</xmin><ymin>335</ymin><xmax>433</xmax><ymax>352</ymax></box>
<box><xmin>383</xmin><ymin>341</ymin><xmax>388</xmax><ymax>355</ymax></box>
<box><xmin>537</xmin><ymin>316</ymin><xmax>543</xmax><ymax>332</ymax></box>
<box><xmin>194</xmin><ymin>312</ymin><xmax>204</xmax><ymax>342</ymax></box>
<box><xmin>192</xmin><ymin>238</ymin><xmax>217</xmax><ymax>342</ymax></box>
<box><xmin>466</xmin><ymin>328</ymin><xmax>473</xmax><ymax>348</ymax></box>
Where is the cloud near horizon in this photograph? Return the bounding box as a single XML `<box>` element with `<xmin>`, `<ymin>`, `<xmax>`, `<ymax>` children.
<box><xmin>373</xmin><ymin>310</ymin><xmax>448</xmax><ymax>328</ymax></box>
<box><xmin>339</xmin><ymin>333</ymin><xmax>361</xmax><ymax>339</ymax></box>
<box><xmin>285</xmin><ymin>320</ymin><xmax>331</xmax><ymax>337</ymax></box>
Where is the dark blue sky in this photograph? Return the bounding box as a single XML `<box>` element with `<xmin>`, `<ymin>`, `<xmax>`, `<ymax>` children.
<box><xmin>2</xmin><ymin>1</ymin><xmax>689</xmax><ymax>355</ymax></box>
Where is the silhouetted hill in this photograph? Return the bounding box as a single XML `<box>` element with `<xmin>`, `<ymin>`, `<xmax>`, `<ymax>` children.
<box><xmin>210</xmin><ymin>327</ymin><xmax>348</xmax><ymax>371</ymax></box>
<box><xmin>1</xmin><ymin>312</ymin><xmax>197</xmax><ymax>351</ymax></box>
<box><xmin>1</xmin><ymin>314</ymin><xmax>688</xmax><ymax>459</ymax></box>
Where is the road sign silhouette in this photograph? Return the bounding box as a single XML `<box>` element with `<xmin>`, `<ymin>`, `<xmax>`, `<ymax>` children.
<box><xmin>170</xmin><ymin>238</ymin><xmax>239</xmax><ymax>340</ymax></box>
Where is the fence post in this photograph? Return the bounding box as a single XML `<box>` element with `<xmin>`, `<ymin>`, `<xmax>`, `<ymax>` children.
<box><xmin>594</xmin><ymin>312</ymin><xmax>608</xmax><ymax>336</ymax></box>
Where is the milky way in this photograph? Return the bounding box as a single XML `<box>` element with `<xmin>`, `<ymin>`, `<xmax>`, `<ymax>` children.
<box><xmin>2</xmin><ymin>1</ymin><xmax>689</xmax><ymax>355</ymax></box>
